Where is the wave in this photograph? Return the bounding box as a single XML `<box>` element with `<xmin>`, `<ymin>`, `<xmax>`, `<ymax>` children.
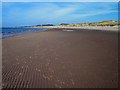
<box><xmin>1</xmin><ymin>28</ymin><xmax>48</xmax><ymax>38</ymax></box>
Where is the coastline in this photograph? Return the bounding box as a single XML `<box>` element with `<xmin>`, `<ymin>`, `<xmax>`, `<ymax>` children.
<box><xmin>1</xmin><ymin>28</ymin><xmax>48</xmax><ymax>38</ymax></box>
<box><xmin>32</xmin><ymin>26</ymin><xmax>119</xmax><ymax>31</ymax></box>
<box><xmin>1</xmin><ymin>26</ymin><xmax>118</xmax><ymax>39</ymax></box>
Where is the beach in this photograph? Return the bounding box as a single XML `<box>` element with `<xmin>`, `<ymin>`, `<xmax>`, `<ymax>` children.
<box><xmin>35</xmin><ymin>26</ymin><xmax>118</xmax><ymax>31</ymax></box>
<box><xmin>2</xmin><ymin>28</ymin><xmax>118</xmax><ymax>88</ymax></box>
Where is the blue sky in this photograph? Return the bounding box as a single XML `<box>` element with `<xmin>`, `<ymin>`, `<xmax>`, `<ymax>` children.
<box><xmin>2</xmin><ymin>2</ymin><xmax>118</xmax><ymax>27</ymax></box>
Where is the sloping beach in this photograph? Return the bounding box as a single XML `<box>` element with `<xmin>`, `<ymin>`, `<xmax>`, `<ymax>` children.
<box><xmin>2</xmin><ymin>28</ymin><xmax>118</xmax><ymax>88</ymax></box>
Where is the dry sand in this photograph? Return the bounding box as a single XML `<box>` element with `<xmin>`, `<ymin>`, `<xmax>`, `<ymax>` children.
<box><xmin>2</xmin><ymin>28</ymin><xmax>118</xmax><ymax>88</ymax></box>
<box><xmin>35</xmin><ymin>26</ymin><xmax>118</xmax><ymax>31</ymax></box>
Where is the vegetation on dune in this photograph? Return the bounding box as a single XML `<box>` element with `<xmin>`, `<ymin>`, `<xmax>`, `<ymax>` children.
<box><xmin>60</xmin><ymin>23</ymin><xmax>69</xmax><ymax>25</ymax></box>
<box><xmin>22</xmin><ymin>20</ymin><xmax>119</xmax><ymax>28</ymax></box>
<box><xmin>41</xmin><ymin>24</ymin><xmax>54</xmax><ymax>26</ymax></box>
<box><xmin>59</xmin><ymin>20</ymin><xmax>120</xmax><ymax>27</ymax></box>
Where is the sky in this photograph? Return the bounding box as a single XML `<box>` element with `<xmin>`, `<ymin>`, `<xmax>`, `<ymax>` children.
<box><xmin>2</xmin><ymin>2</ymin><xmax>118</xmax><ymax>27</ymax></box>
<box><xmin>1</xmin><ymin>0</ymin><xmax>120</xmax><ymax>2</ymax></box>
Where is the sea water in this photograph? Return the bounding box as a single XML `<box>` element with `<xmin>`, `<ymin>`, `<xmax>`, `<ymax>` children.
<box><xmin>1</xmin><ymin>27</ymin><xmax>48</xmax><ymax>38</ymax></box>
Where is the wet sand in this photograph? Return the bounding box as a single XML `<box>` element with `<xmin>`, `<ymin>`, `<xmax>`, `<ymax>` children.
<box><xmin>2</xmin><ymin>28</ymin><xmax>118</xmax><ymax>88</ymax></box>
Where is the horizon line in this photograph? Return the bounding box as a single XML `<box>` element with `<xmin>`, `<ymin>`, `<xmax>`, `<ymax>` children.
<box><xmin>2</xmin><ymin>20</ymin><xmax>118</xmax><ymax>27</ymax></box>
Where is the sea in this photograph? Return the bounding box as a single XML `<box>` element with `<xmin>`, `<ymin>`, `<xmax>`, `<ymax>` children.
<box><xmin>0</xmin><ymin>27</ymin><xmax>48</xmax><ymax>38</ymax></box>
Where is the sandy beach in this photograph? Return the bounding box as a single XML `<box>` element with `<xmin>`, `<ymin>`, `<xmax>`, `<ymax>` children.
<box><xmin>34</xmin><ymin>26</ymin><xmax>118</xmax><ymax>31</ymax></box>
<box><xmin>2</xmin><ymin>28</ymin><xmax>118</xmax><ymax>88</ymax></box>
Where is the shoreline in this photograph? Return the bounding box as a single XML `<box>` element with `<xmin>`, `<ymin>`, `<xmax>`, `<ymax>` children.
<box><xmin>32</xmin><ymin>26</ymin><xmax>119</xmax><ymax>31</ymax></box>
<box><xmin>1</xmin><ymin>28</ymin><xmax>48</xmax><ymax>39</ymax></box>
<box><xmin>2</xmin><ymin>26</ymin><xmax>118</xmax><ymax>39</ymax></box>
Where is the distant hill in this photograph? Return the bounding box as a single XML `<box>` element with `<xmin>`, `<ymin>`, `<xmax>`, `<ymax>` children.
<box><xmin>23</xmin><ymin>24</ymin><xmax>54</xmax><ymax>27</ymax></box>
<box><xmin>59</xmin><ymin>20</ymin><xmax>119</xmax><ymax>27</ymax></box>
